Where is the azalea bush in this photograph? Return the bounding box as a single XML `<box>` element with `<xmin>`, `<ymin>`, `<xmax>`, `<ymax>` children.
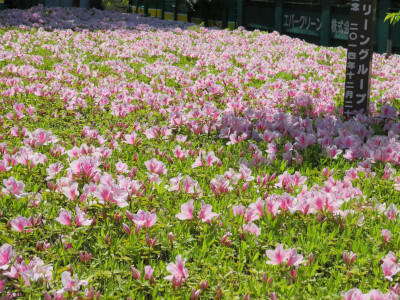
<box><xmin>1</xmin><ymin>5</ymin><xmax>400</xmax><ymax>300</ymax></box>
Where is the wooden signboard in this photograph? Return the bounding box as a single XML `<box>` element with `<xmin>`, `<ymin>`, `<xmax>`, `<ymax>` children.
<box><xmin>343</xmin><ymin>0</ymin><xmax>376</xmax><ymax>118</ymax></box>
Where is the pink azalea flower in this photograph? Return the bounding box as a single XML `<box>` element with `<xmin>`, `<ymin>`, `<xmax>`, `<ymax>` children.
<box><xmin>245</xmin><ymin>207</ymin><xmax>261</xmax><ymax>223</ymax></box>
<box><xmin>385</xmin><ymin>204</ymin><xmax>399</xmax><ymax>220</ymax></box>
<box><xmin>61</xmin><ymin>182</ymin><xmax>79</xmax><ymax>201</ymax></box>
<box><xmin>0</xmin><ymin>154</ymin><xmax>12</xmax><ymax>173</ymax></box>
<box><xmin>381</xmin><ymin>252</ymin><xmax>400</xmax><ymax>281</ymax></box>
<box><xmin>11</xmin><ymin>216</ymin><xmax>33</xmax><ymax>233</ymax></box>
<box><xmin>0</xmin><ymin>244</ymin><xmax>15</xmax><ymax>270</ymax></box>
<box><xmin>0</xmin><ymin>279</ymin><xmax>5</xmax><ymax>293</ymax></box>
<box><xmin>5</xmin><ymin>257</ymin><xmax>52</xmax><ymax>286</ymax></box>
<box><xmin>144</xmin><ymin>265</ymin><xmax>154</xmax><ymax>281</ymax></box>
<box><xmin>2</xmin><ymin>176</ymin><xmax>26</xmax><ymax>198</ymax></box>
<box><xmin>173</xmin><ymin>145</ymin><xmax>188</xmax><ymax>161</ymax></box>
<box><xmin>242</xmin><ymin>222</ymin><xmax>261</xmax><ymax>236</ymax></box>
<box><xmin>144</xmin><ymin>158</ymin><xmax>167</xmax><ymax>175</ymax></box>
<box><xmin>74</xmin><ymin>206</ymin><xmax>92</xmax><ymax>227</ymax></box>
<box><xmin>232</xmin><ymin>204</ymin><xmax>245</xmax><ymax>216</ymax></box>
<box><xmin>343</xmin><ymin>251</ymin><xmax>357</xmax><ymax>265</ymax></box>
<box><xmin>341</xmin><ymin>289</ymin><xmax>368</xmax><ymax>300</ymax></box>
<box><xmin>210</xmin><ymin>175</ymin><xmax>232</xmax><ymax>197</ymax></box>
<box><xmin>69</xmin><ymin>156</ymin><xmax>100</xmax><ymax>182</ymax></box>
<box><xmin>326</xmin><ymin>145</ymin><xmax>342</xmax><ymax>159</ymax></box>
<box><xmin>115</xmin><ymin>160</ymin><xmax>128</xmax><ymax>174</ymax></box>
<box><xmin>198</xmin><ymin>201</ymin><xmax>218</xmax><ymax>223</ymax></box>
<box><xmin>132</xmin><ymin>210</ymin><xmax>157</xmax><ymax>229</ymax></box>
<box><xmin>94</xmin><ymin>183</ymin><xmax>128</xmax><ymax>208</ymax></box>
<box><xmin>286</xmin><ymin>249</ymin><xmax>304</xmax><ymax>267</ymax></box>
<box><xmin>176</xmin><ymin>200</ymin><xmax>194</xmax><ymax>220</ymax></box>
<box><xmin>168</xmin><ymin>174</ymin><xmax>182</xmax><ymax>192</ymax></box>
<box><xmin>61</xmin><ymin>271</ymin><xmax>88</xmax><ymax>292</ymax></box>
<box><xmin>56</xmin><ymin>209</ymin><xmax>73</xmax><ymax>226</ymax></box>
<box><xmin>381</xmin><ymin>104</ymin><xmax>398</xmax><ymax>119</ymax></box>
<box><xmin>382</xmin><ymin>261</ymin><xmax>400</xmax><ymax>281</ymax></box>
<box><xmin>266</xmin><ymin>244</ymin><xmax>289</xmax><ymax>265</ymax></box>
<box><xmin>165</xmin><ymin>255</ymin><xmax>189</xmax><ymax>287</ymax></box>
<box><xmin>124</xmin><ymin>132</ymin><xmax>140</xmax><ymax>145</ymax></box>
<box><xmin>381</xmin><ymin>229</ymin><xmax>392</xmax><ymax>243</ymax></box>
<box><xmin>46</xmin><ymin>162</ymin><xmax>63</xmax><ymax>180</ymax></box>
<box><xmin>182</xmin><ymin>175</ymin><xmax>200</xmax><ymax>194</ymax></box>
<box><xmin>131</xmin><ymin>266</ymin><xmax>140</xmax><ymax>280</ymax></box>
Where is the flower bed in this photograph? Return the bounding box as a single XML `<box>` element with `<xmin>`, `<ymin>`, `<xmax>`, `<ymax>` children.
<box><xmin>0</xmin><ymin>6</ymin><xmax>400</xmax><ymax>300</ymax></box>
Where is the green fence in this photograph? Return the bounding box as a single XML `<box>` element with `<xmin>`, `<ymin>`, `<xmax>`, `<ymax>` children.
<box><xmin>233</xmin><ymin>0</ymin><xmax>399</xmax><ymax>54</ymax></box>
<box><xmin>4</xmin><ymin>0</ymin><xmax>400</xmax><ymax>54</ymax></box>
<box><xmin>131</xmin><ymin>0</ymin><xmax>400</xmax><ymax>54</ymax></box>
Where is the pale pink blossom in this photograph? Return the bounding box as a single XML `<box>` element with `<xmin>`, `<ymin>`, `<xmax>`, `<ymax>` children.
<box><xmin>210</xmin><ymin>175</ymin><xmax>232</xmax><ymax>197</ymax></box>
<box><xmin>232</xmin><ymin>205</ymin><xmax>245</xmax><ymax>216</ymax></box>
<box><xmin>145</xmin><ymin>158</ymin><xmax>167</xmax><ymax>175</ymax></box>
<box><xmin>5</xmin><ymin>257</ymin><xmax>52</xmax><ymax>286</ymax></box>
<box><xmin>94</xmin><ymin>183</ymin><xmax>128</xmax><ymax>208</ymax></box>
<box><xmin>144</xmin><ymin>265</ymin><xmax>154</xmax><ymax>281</ymax></box>
<box><xmin>61</xmin><ymin>271</ymin><xmax>88</xmax><ymax>292</ymax></box>
<box><xmin>74</xmin><ymin>206</ymin><xmax>92</xmax><ymax>226</ymax></box>
<box><xmin>198</xmin><ymin>200</ymin><xmax>218</xmax><ymax>223</ymax></box>
<box><xmin>0</xmin><ymin>244</ymin><xmax>15</xmax><ymax>270</ymax></box>
<box><xmin>132</xmin><ymin>210</ymin><xmax>157</xmax><ymax>229</ymax></box>
<box><xmin>56</xmin><ymin>209</ymin><xmax>73</xmax><ymax>226</ymax></box>
<box><xmin>46</xmin><ymin>162</ymin><xmax>63</xmax><ymax>180</ymax></box>
<box><xmin>165</xmin><ymin>255</ymin><xmax>189</xmax><ymax>287</ymax></box>
<box><xmin>11</xmin><ymin>216</ymin><xmax>33</xmax><ymax>233</ymax></box>
<box><xmin>243</xmin><ymin>222</ymin><xmax>261</xmax><ymax>236</ymax></box>
<box><xmin>0</xmin><ymin>279</ymin><xmax>5</xmax><ymax>293</ymax></box>
<box><xmin>69</xmin><ymin>156</ymin><xmax>100</xmax><ymax>182</ymax></box>
<box><xmin>2</xmin><ymin>176</ymin><xmax>25</xmax><ymax>198</ymax></box>
<box><xmin>381</xmin><ymin>252</ymin><xmax>400</xmax><ymax>281</ymax></box>
<box><xmin>381</xmin><ymin>229</ymin><xmax>392</xmax><ymax>243</ymax></box>
<box><xmin>266</xmin><ymin>244</ymin><xmax>289</xmax><ymax>265</ymax></box>
<box><xmin>286</xmin><ymin>248</ymin><xmax>304</xmax><ymax>267</ymax></box>
<box><xmin>61</xmin><ymin>182</ymin><xmax>79</xmax><ymax>201</ymax></box>
<box><xmin>115</xmin><ymin>160</ymin><xmax>129</xmax><ymax>174</ymax></box>
<box><xmin>176</xmin><ymin>200</ymin><xmax>194</xmax><ymax>220</ymax></box>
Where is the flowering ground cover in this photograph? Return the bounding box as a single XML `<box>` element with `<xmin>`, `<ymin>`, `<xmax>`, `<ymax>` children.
<box><xmin>1</xmin><ymin>5</ymin><xmax>400</xmax><ymax>299</ymax></box>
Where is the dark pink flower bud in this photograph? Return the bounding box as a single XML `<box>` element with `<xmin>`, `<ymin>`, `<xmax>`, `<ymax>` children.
<box><xmin>135</xmin><ymin>225</ymin><xmax>141</xmax><ymax>235</ymax></box>
<box><xmin>218</xmin><ymin>146</ymin><xmax>223</xmax><ymax>156</ymax></box>
<box><xmin>190</xmin><ymin>289</ymin><xmax>200</xmax><ymax>300</ymax></box>
<box><xmin>317</xmin><ymin>214</ymin><xmax>322</xmax><ymax>222</ymax></box>
<box><xmin>114</xmin><ymin>213</ymin><xmax>122</xmax><ymax>223</ymax></box>
<box><xmin>241</xmin><ymin>182</ymin><xmax>249</xmax><ymax>192</ymax></box>
<box><xmin>390</xmin><ymin>283</ymin><xmax>399</xmax><ymax>295</ymax></box>
<box><xmin>172</xmin><ymin>275</ymin><xmax>182</xmax><ymax>288</ymax></box>
<box><xmin>343</xmin><ymin>251</ymin><xmax>357</xmax><ymax>265</ymax></box>
<box><xmin>290</xmin><ymin>269</ymin><xmax>297</xmax><ymax>281</ymax></box>
<box><xmin>131</xmin><ymin>266</ymin><xmax>140</xmax><ymax>280</ymax></box>
<box><xmin>270</xmin><ymin>292</ymin><xmax>277</xmax><ymax>300</ymax></box>
<box><xmin>309</xmin><ymin>252</ymin><xmax>314</xmax><ymax>263</ymax></box>
<box><xmin>144</xmin><ymin>265</ymin><xmax>154</xmax><ymax>281</ymax></box>
<box><xmin>199</xmin><ymin>280</ymin><xmax>208</xmax><ymax>290</ymax></box>
<box><xmin>126</xmin><ymin>210</ymin><xmax>134</xmax><ymax>222</ymax></box>
<box><xmin>215</xmin><ymin>284</ymin><xmax>223</xmax><ymax>299</ymax></box>
<box><xmin>122</xmin><ymin>223</ymin><xmax>131</xmax><ymax>235</ymax></box>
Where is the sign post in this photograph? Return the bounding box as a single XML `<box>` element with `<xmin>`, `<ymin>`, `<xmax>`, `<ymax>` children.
<box><xmin>343</xmin><ymin>0</ymin><xmax>376</xmax><ymax>118</ymax></box>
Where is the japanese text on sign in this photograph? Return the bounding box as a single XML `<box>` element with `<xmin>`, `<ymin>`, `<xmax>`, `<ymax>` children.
<box><xmin>344</xmin><ymin>0</ymin><xmax>375</xmax><ymax>117</ymax></box>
